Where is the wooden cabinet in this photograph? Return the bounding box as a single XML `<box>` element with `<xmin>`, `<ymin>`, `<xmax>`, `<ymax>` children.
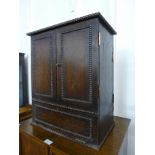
<box><xmin>27</xmin><ymin>12</ymin><xmax>116</xmax><ymax>150</ymax></box>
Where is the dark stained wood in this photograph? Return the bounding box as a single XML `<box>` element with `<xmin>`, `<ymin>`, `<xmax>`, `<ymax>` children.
<box><xmin>29</xmin><ymin>12</ymin><xmax>116</xmax><ymax>149</ymax></box>
<box><xmin>56</xmin><ymin>19</ymin><xmax>99</xmax><ymax>110</ymax></box>
<box><xmin>33</xmin><ymin>37</ymin><xmax>51</xmax><ymax>94</ymax></box>
<box><xmin>35</xmin><ymin>105</ymin><xmax>90</xmax><ymax>137</ymax></box>
<box><xmin>19</xmin><ymin>116</ymin><xmax>130</xmax><ymax>155</ymax></box>
<box><xmin>98</xmin><ymin>23</ymin><xmax>114</xmax><ymax>143</ymax></box>
<box><xmin>31</xmin><ymin>31</ymin><xmax>57</xmax><ymax>101</ymax></box>
<box><xmin>27</xmin><ymin>12</ymin><xmax>116</xmax><ymax>36</ymax></box>
<box><xmin>61</xmin><ymin>28</ymin><xmax>90</xmax><ymax>101</ymax></box>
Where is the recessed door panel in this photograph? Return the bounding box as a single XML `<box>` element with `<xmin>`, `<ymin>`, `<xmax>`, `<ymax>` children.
<box><xmin>34</xmin><ymin>38</ymin><xmax>51</xmax><ymax>94</ymax></box>
<box><xmin>31</xmin><ymin>32</ymin><xmax>56</xmax><ymax>100</ymax></box>
<box><xmin>61</xmin><ymin>28</ymin><xmax>90</xmax><ymax>102</ymax></box>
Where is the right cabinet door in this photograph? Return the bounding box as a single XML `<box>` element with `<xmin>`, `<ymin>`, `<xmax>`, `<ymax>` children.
<box><xmin>56</xmin><ymin>19</ymin><xmax>99</xmax><ymax>111</ymax></box>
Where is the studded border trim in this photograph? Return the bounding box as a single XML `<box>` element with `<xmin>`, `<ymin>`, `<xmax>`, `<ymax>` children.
<box><xmin>33</xmin><ymin>104</ymin><xmax>93</xmax><ymax>139</ymax></box>
<box><xmin>60</xmin><ymin>26</ymin><xmax>93</xmax><ymax>104</ymax></box>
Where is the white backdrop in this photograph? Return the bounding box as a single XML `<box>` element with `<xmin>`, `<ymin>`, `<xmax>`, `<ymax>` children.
<box><xmin>20</xmin><ymin>0</ymin><xmax>135</xmax><ymax>154</ymax></box>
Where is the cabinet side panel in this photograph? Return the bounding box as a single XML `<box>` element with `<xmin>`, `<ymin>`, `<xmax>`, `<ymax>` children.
<box><xmin>99</xmin><ymin>24</ymin><xmax>114</xmax><ymax>143</ymax></box>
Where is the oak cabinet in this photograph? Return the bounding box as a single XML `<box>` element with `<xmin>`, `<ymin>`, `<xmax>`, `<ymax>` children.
<box><xmin>28</xmin><ymin>12</ymin><xmax>116</xmax><ymax>150</ymax></box>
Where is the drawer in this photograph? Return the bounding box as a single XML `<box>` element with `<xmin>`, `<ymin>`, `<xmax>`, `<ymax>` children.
<box><xmin>33</xmin><ymin>104</ymin><xmax>93</xmax><ymax>139</ymax></box>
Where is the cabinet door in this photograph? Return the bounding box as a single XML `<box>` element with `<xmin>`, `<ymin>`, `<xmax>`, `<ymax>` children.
<box><xmin>20</xmin><ymin>131</ymin><xmax>49</xmax><ymax>155</ymax></box>
<box><xmin>31</xmin><ymin>31</ymin><xmax>56</xmax><ymax>102</ymax></box>
<box><xmin>56</xmin><ymin>19</ymin><xmax>99</xmax><ymax>110</ymax></box>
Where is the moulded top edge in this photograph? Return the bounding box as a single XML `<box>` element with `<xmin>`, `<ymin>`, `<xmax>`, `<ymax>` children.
<box><xmin>27</xmin><ymin>12</ymin><xmax>117</xmax><ymax>36</ymax></box>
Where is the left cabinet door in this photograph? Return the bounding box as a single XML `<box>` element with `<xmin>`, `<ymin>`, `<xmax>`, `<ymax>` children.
<box><xmin>31</xmin><ymin>31</ymin><xmax>56</xmax><ymax>102</ymax></box>
<box><xmin>20</xmin><ymin>130</ymin><xmax>49</xmax><ymax>155</ymax></box>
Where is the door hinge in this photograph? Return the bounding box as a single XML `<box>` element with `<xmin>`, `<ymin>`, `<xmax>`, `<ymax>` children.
<box><xmin>98</xmin><ymin>32</ymin><xmax>100</xmax><ymax>46</ymax></box>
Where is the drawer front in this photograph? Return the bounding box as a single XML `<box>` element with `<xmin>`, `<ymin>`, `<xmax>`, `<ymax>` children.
<box><xmin>33</xmin><ymin>104</ymin><xmax>93</xmax><ymax>139</ymax></box>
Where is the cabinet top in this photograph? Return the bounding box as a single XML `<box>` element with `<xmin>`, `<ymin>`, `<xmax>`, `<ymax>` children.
<box><xmin>27</xmin><ymin>12</ymin><xmax>116</xmax><ymax>36</ymax></box>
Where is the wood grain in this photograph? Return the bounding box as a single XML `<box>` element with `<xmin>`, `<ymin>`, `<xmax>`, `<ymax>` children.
<box><xmin>19</xmin><ymin>116</ymin><xmax>130</xmax><ymax>155</ymax></box>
